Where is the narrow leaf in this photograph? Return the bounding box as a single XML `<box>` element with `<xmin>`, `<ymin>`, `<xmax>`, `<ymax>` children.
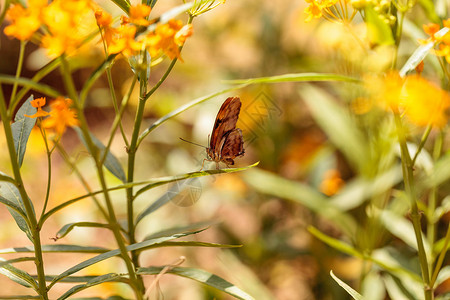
<box><xmin>135</xmin><ymin>241</ymin><xmax>241</xmax><ymax>253</ymax></box>
<box><xmin>308</xmin><ymin>226</ymin><xmax>363</xmax><ymax>258</ymax></box>
<box><xmin>0</xmin><ymin>175</ymin><xmax>33</xmax><ymax>241</ymax></box>
<box><xmin>299</xmin><ymin>85</ymin><xmax>368</xmax><ymax>173</ymax></box>
<box><xmin>225</xmin><ymin>73</ymin><xmax>360</xmax><ymax>85</ymax></box>
<box><xmin>0</xmin><ymin>258</ymin><xmax>38</xmax><ymax>290</ymax></box>
<box><xmin>380</xmin><ymin>210</ymin><xmax>431</xmax><ymax>256</ymax></box>
<box><xmin>11</xmin><ymin>95</ymin><xmax>36</xmax><ymax>167</ymax></box>
<box><xmin>111</xmin><ymin>0</ymin><xmax>130</xmax><ymax>13</ymax></box>
<box><xmin>0</xmin><ymin>75</ymin><xmax>61</xmax><ymax>98</ymax></box>
<box><xmin>0</xmin><ymin>257</ymin><xmax>35</xmax><ymax>269</ymax></box>
<box><xmin>242</xmin><ymin>168</ymin><xmax>357</xmax><ymax>236</ymax></box>
<box><xmin>142</xmin><ymin>220</ymin><xmax>219</xmax><ymax>240</ymax></box>
<box><xmin>58</xmin><ymin>273</ymin><xmax>126</xmax><ymax>300</ymax></box>
<box><xmin>135</xmin><ymin>162</ymin><xmax>259</xmax><ymax>198</ymax></box>
<box><xmin>74</xmin><ymin>128</ymin><xmax>126</xmax><ymax>182</ymax></box>
<box><xmin>136</xmin><ymin>178</ymin><xmax>204</xmax><ymax>224</ymax></box>
<box><xmin>48</xmin><ymin>232</ymin><xmax>199</xmax><ymax>288</ymax></box>
<box><xmin>0</xmin><ymin>245</ymin><xmax>109</xmax><ymax>254</ymax></box>
<box><xmin>0</xmin><ymin>173</ymin><xmax>15</xmax><ymax>184</ymax></box>
<box><xmin>330</xmin><ymin>270</ymin><xmax>363</xmax><ymax>300</ymax></box>
<box><xmin>138</xmin><ymin>266</ymin><xmax>254</xmax><ymax>300</ymax></box>
<box><xmin>54</xmin><ymin>222</ymin><xmax>111</xmax><ymax>240</ymax></box>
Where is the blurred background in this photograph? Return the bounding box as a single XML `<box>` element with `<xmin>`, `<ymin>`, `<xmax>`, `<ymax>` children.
<box><xmin>2</xmin><ymin>0</ymin><xmax>447</xmax><ymax>299</ymax></box>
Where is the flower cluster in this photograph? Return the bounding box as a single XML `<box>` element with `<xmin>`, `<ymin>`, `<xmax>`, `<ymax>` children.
<box><xmin>25</xmin><ymin>97</ymin><xmax>79</xmax><ymax>136</ymax></box>
<box><xmin>4</xmin><ymin>1</ymin><xmax>193</xmax><ymax>61</ymax></box>
<box><xmin>304</xmin><ymin>0</ymin><xmax>356</xmax><ymax>23</ymax></box>
<box><xmin>422</xmin><ymin>20</ymin><xmax>450</xmax><ymax>63</ymax></box>
<box><xmin>4</xmin><ymin>0</ymin><xmax>94</xmax><ymax>58</ymax></box>
<box><xmin>95</xmin><ymin>5</ymin><xmax>193</xmax><ymax>61</ymax></box>
<box><xmin>365</xmin><ymin>72</ymin><xmax>450</xmax><ymax>128</ymax></box>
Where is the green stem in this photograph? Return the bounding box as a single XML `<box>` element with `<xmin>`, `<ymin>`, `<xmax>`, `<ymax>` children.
<box><xmin>392</xmin><ymin>11</ymin><xmax>405</xmax><ymax>69</ymax></box>
<box><xmin>39</xmin><ymin>124</ymin><xmax>52</xmax><ymax>218</ymax></box>
<box><xmin>0</xmin><ymin>87</ymin><xmax>48</xmax><ymax>299</ymax></box>
<box><xmin>411</xmin><ymin>124</ymin><xmax>432</xmax><ymax>166</ymax></box>
<box><xmin>9</xmin><ymin>40</ymin><xmax>26</xmax><ymax>110</ymax></box>
<box><xmin>393</xmin><ymin>112</ymin><xmax>432</xmax><ymax>300</ymax></box>
<box><xmin>431</xmin><ymin>223</ymin><xmax>450</xmax><ymax>287</ymax></box>
<box><xmin>59</xmin><ymin>57</ymin><xmax>143</xmax><ymax>299</ymax></box>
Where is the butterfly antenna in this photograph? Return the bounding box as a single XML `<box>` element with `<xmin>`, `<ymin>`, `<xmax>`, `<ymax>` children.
<box><xmin>179</xmin><ymin>137</ymin><xmax>207</xmax><ymax>149</ymax></box>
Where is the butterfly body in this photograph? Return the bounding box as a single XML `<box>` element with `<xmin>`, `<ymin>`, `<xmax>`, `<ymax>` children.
<box><xmin>205</xmin><ymin>97</ymin><xmax>245</xmax><ymax>169</ymax></box>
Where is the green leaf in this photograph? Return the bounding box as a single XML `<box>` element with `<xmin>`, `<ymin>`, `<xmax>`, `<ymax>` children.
<box><xmin>136</xmin><ymin>178</ymin><xmax>204</xmax><ymax>224</ymax></box>
<box><xmin>0</xmin><ymin>173</ymin><xmax>15</xmax><ymax>184</ymax></box>
<box><xmin>0</xmin><ymin>75</ymin><xmax>61</xmax><ymax>98</ymax></box>
<box><xmin>111</xmin><ymin>0</ymin><xmax>130</xmax><ymax>14</ymax></box>
<box><xmin>11</xmin><ymin>95</ymin><xmax>36</xmax><ymax>168</ymax></box>
<box><xmin>74</xmin><ymin>128</ymin><xmax>126</xmax><ymax>182</ymax></box>
<box><xmin>329</xmin><ymin>166</ymin><xmax>402</xmax><ymax>211</ymax></box>
<box><xmin>0</xmin><ymin>244</ymin><xmax>109</xmax><ymax>254</ymax></box>
<box><xmin>0</xmin><ymin>175</ymin><xmax>33</xmax><ymax>241</ymax></box>
<box><xmin>242</xmin><ymin>168</ymin><xmax>357</xmax><ymax>236</ymax></box>
<box><xmin>0</xmin><ymin>257</ymin><xmax>35</xmax><ymax>269</ymax></box>
<box><xmin>138</xmin><ymin>83</ymin><xmax>250</xmax><ymax>145</ymax></box>
<box><xmin>137</xmin><ymin>266</ymin><xmax>254</xmax><ymax>300</ymax></box>
<box><xmin>134</xmin><ymin>241</ymin><xmax>241</xmax><ymax>254</ymax></box>
<box><xmin>224</xmin><ymin>73</ymin><xmax>360</xmax><ymax>85</ymax></box>
<box><xmin>0</xmin><ymin>296</ymin><xmax>40</xmax><ymax>299</ymax></box>
<box><xmin>58</xmin><ymin>273</ymin><xmax>127</xmax><ymax>300</ymax></box>
<box><xmin>142</xmin><ymin>220</ymin><xmax>220</xmax><ymax>240</ymax></box>
<box><xmin>135</xmin><ymin>162</ymin><xmax>259</xmax><ymax>198</ymax></box>
<box><xmin>330</xmin><ymin>270</ymin><xmax>363</xmax><ymax>300</ymax></box>
<box><xmin>299</xmin><ymin>85</ymin><xmax>368</xmax><ymax>174</ymax></box>
<box><xmin>361</xmin><ymin>271</ymin><xmax>385</xmax><ymax>300</ymax></box>
<box><xmin>48</xmin><ymin>232</ymin><xmax>200</xmax><ymax>288</ymax></box>
<box><xmin>0</xmin><ymin>258</ymin><xmax>38</xmax><ymax>290</ymax></box>
<box><xmin>436</xmin><ymin>266</ymin><xmax>450</xmax><ymax>287</ymax></box>
<box><xmin>365</xmin><ymin>6</ymin><xmax>394</xmax><ymax>46</ymax></box>
<box><xmin>424</xmin><ymin>151</ymin><xmax>450</xmax><ymax>188</ymax></box>
<box><xmin>54</xmin><ymin>222</ymin><xmax>111</xmax><ymax>240</ymax></box>
<box><xmin>379</xmin><ymin>210</ymin><xmax>431</xmax><ymax>256</ymax></box>
<box><xmin>308</xmin><ymin>226</ymin><xmax>363</xmax><ymax>258</ymax></box>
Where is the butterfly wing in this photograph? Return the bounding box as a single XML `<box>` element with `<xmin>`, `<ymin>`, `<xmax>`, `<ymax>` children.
<box><xmin>209</xmin><ymin>97</ymin><xmax>241</xmax><ymax>154</ymax></box>
<box><xmin>219</xmin><ymin>128</ymin><xmax>245</xmax><ymax>166</ymax></box>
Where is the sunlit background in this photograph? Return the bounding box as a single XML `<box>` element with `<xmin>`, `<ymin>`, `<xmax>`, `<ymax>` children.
<box><xmin>1</xmin><ymin>0</ymin><xmax>449</xmax><ymax>299</ymax></box>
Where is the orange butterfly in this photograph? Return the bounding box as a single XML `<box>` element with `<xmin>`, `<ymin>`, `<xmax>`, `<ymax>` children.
<box><xmin>181</xmin><ymin>97</ymin><xmax>245</xmax><ymax>170</ymax></box>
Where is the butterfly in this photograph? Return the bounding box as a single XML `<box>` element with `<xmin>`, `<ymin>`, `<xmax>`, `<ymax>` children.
<box><xmin>181</xmin><ymin>97</ymin><xmax>245</xmax><ymax>170</ymax></box>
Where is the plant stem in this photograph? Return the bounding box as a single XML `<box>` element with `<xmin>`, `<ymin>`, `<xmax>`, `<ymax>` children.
<box><xmin>0</xmin><ymin>87</ymin><xmax>48</xmax><ymax>299</ymax></box>
<box><xmin>59</xmin><ymin>56</ymin><xmax>143</xmax><ymax>299</ymax></box>
<box><xmin>393</xmin><ymin>112</ymin><xmax>432</xmax><ymax>300</ymax></box>
<box><xmin>9</xmin><ymin>40</ymin><xmax>26</xmax><ymax>109</ymax></box>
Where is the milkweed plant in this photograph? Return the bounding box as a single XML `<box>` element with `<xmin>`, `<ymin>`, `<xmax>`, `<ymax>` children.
<box><xmin>0</xmin><ymin>0</ymin><xmax>257</xmax><ymax>299</ymax></box>
<box><xmin>234</xmin><ymin>0</ymin><xmax>450</xmax><ymax>299</ymax></box>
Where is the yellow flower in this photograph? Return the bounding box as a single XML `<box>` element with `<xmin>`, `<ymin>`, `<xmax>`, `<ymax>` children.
<box><xmin>3</xmin><ymin>0</ymin><xmax>47</xmax><ymax>40</ymax></box>
<box><xmin>40</xmin><ymin>0</ymin><xmax>93</xmax><ymax>58</ymax></box>
<box><xmin>24</xmin><ymin>97</ymin><xmax>50</xmax><ymax>118</ymax></box>
<box><xmin>42</xmin><ymin>97</ymin><xmax>79</xmax><ymax>136</ymax></box>
<box><xmin>108</xmin><ymin>25</ymin><xmax>143</xmax><ymax>57</ymax></box>
<box><xmin>401</xmin><ymin>76</ymin><xmax>450</xmax><ymax>128</ymax></box>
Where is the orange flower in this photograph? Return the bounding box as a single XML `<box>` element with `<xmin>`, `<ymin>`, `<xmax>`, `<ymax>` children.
<box><xmin>320</xmin><ymin>169</ymin><xmax>344</xmax><ymax>196</ymax></box>
<box><xmin>95</xmin><ymin>9</ymin><xmax>116</xmax><ymax>46</ymax></box>
<box><xmin>108</xmin><ymin>25</ymin><xmax>143</xmax><ymax>57</ymax></box>
<box><xmin>42</xmin><ymin>97</ymin><xmax>79</xmax><ymax>136</ymax></box>
<box><xmin>40</xmin><ymin>0</ymin><xmax>93</xmax><ymax>58</ymax></box>
<box><xmin>142</xmin><ymin>20</ymin><xmax>193</xmax><ymax>61</ymax></box>
<box><xmin>129</xmin><ymin>4</ymin><xmax>152</xmax><ymax>26</ymax></box>
<box><xmin>24</xmin><ymin>97</ymin><xmax>50</xmax><ymax>118</ymax></box>
<box><xmin>3</xmin><ymin>0</ymin><xmax>47</xmax><ymax>40</ymax></box>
